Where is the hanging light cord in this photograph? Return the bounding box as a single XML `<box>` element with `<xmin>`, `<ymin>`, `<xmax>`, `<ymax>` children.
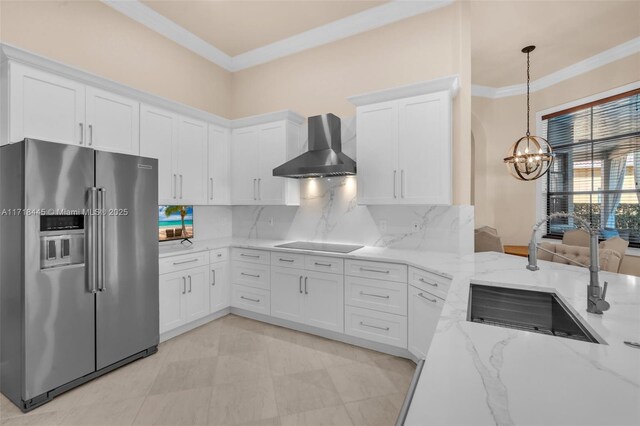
<box><xmin>526</xmin><ymin>49</ymin><xmax>531</xmax><ymax>137</ymax></box>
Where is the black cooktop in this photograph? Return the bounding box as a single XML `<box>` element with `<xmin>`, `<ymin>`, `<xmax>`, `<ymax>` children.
<box><xmin>274</xmin><ymin>241</ymin><xmax>364</xmax><ymax>253</ymax></box>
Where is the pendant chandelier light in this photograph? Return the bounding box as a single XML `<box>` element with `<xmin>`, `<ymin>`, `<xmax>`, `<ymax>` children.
<box><xmin>503</xmin><ymin>45</ymin><xmax>553</xmax><ymax>181</ymax></box>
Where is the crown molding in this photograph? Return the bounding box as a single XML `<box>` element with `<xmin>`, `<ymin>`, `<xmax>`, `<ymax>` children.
<box><xmin>231</xmin><ymin>110</ymin><xmax>306</xmax><ymax>129</ymax></box>
<box><xmin>472</xmin><ymin>36</ymin><xmax>640</xmax><ymax>99</ymax></box>
<box><xmin>230</xmin><ymin>0</ymin><xmax>454</xmax><ymax>71</ymax></box>
<box><xmin>0</xmin><ymin>43</ymin><xmax>234</xmax><ymax>127</ymax></box>
<box><xmin>101</xmin><ymin>0</ymin><xmax>453</xmax><ymax>72</ymax></box>
<box><xmin>347</xmin><ymin>75</ymin><xmax>460</xmax><ymax>106</ymax></box>
<box><xmin>101</xmin><ymin>0</ymin><xmax>234</xmax><ymax>70</ymax></box>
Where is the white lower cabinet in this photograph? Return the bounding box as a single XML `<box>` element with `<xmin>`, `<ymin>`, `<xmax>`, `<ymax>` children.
<box><xmin>345</xmin><ymin>305</ymin><xmax>407</xmax><ymax>348</ymax></box>
<box><xmin>270</xmin><ymin>266</ymin><xmax>344</xmax><ymax>333</ymax></box>
<box><xmin>159</xmin><ymin>265</ymin><xmax>209</xmax><ymax>334</ymax></box>
<box><xmin>408</xmin><ymin>285</ymin><xmax>444</xmax><ymax>359</ymax></box>
<box><xmin>209</xmin><ymin>261</ymin><xmax>230</xmax><ymax>314</ymax></box>
<box><xmin>232</xmin><ymin>284</ymin><xmax>271</xmax><ymax>315</ymax></box>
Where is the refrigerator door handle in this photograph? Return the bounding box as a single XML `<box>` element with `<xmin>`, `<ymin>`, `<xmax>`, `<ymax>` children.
<box><xmin>88</xmin><ymin>187</ymin><xmax>98</xmax><ymax>293</ymax></box>
<box><xmin>97</xmin><ymin>188</ymin><xmax>107</xmax><ymax>292</ymax></box>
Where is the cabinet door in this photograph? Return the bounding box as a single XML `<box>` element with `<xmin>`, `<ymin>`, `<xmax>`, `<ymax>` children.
<box><xmin>270</xmin><ymin>266</ymin><xmax>305</xmax><ymax>323</ymax></box>
<box><xmin>140</xmin><ymin>104</ymin><xmax>178</xmax><ymax>204</ymax></box>
<box><xmin>231</xmin><ymin>127</ymin><xmax>259</xmax><ymax>204</ymax></box>
<box><xmin>207</xmin><ymin>124</ymin><xmax>231</xmax><ymax>205</ymax></box>
<box><xmin>356</xmin><ymin>101</ymin><xmax>399</xmax><ymax>204</ymax></box>
<box><xmin>177</xmin><ymin>117</ymin><xmax>208</xmax><ymax>205</ymax></box>
<box><xmin>408</xmin><ymin>286</ymin><xmax>444</xmax><ymax>359</ymax></box>
<box><xmin>257</xmin><ymin>122</ymin><xmax>286</xmax><ymax>204</ymax></box>
<box><xmin>159</xmin><ymin>271</ymin><xmax>187</xmax><ymax>334</ymax></box>
<box><xmin>9</xmin><ymin>62</ymin><xmax>85</xmax><ymax>145</ymax></box>
<box><xmin>210</xmin><ymin>262</ymin><xmax>230</xmax><ymax>313</ymax></box>
<box><xmin>185</xmin><ymin>266</ymin><xmax>210</xmax><ymax>322</ymax></box>
<box><xmin>303</xmin><ymin>270</ymin><xmax>344</xmax><ymax>333</ymax></box>
<box><xmin>85</xmin><ymin>87</ymin><xmax>139</xmax><ymax>155</ymax></box>
<box><xmin>398</xmin><ymin>92</ymin><xmax>451</xmax><ymax>205</ymax></box>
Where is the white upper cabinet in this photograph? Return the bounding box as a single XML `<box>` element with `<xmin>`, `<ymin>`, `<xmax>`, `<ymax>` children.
<box><xmin>8</xmin><ymin>62</ymin><xmax>85</xmax><ymax>146</ymax></box>
<box><xmin>140</xmin><ymin>104</ymin><xmax>208</xmax><ymax>205</ymax></box>
<box><xmin>140</xmin><ymin>104</ymin><xmax>178</xmax><ymax>204</ymax></box>
<box><xmin>231</xmin><ymin>116</ymin><xmax>301</xmax><ymax>206</ymax></box>
<box><xmin>356</xmin><ymin>101</ymin><xmax>398</xmax><ymax>203</ymax></box>
<box><xmin>351</xmin><ymin>79</ymin><xmax>456</xmax><ymax>205</ymax></box>
<box><xmin>207</xmin><ymin>124</ymin><xmax>231</xmax><ymax>205</ymax></box>
<box><xmin>85</xmin><ymin>87</ymin><xmax>139</xmax><ymax>154</ymax></box>
<box><xmin>7</xmin><ymin>63</ymin><xmax>140</xmax><ymax>155</ymax></box>
<box><xmin>230</xmin><ymin>126</ymin><xmax>260</xmax><ymax>205</ymax></box>
<box><xmin>177</xmin><ymin>117</ymin><xmax>208</xmax><ymax>205</ymax></box>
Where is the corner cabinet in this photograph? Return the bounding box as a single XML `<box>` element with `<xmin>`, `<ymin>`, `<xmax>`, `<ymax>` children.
<box><xmin>6</xmin><ymin>62</ymin><xmax>140</xmax><ymax>154</ymax></box>
<box><xmin>350</xmin><ymin>79</ymin><xmax>457</xmax><ymax>206</ymax></box>
<box><xmin>230</xmin><ymin>116</ymin><xmax>302</xmax><ymax>205</ymax></box>
<box><xmin>140</xmin><ymin>104</ymin><xmax>208</xmax><ymax>205</ymax></box>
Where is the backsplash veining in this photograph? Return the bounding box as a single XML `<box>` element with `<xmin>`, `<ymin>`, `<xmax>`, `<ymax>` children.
<box><xmin>232</xmin><ymin>117</ymin><xmax>473</xmax><ymax>254</ymax></box>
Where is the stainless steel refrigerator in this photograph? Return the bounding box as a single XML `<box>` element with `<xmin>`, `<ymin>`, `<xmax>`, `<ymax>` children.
<box><xmin>0</xmin><ymin>139</ymin><xmax>159</xmax><ymax>412</ymax></box>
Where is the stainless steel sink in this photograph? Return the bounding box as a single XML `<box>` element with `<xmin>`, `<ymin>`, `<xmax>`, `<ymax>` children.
<box><xmin>467</xmin><ymin>283</ymin><xmax>602</xmax><ymax>344</ymax></box>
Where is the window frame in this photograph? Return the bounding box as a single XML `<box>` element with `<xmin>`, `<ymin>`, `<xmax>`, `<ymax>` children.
<box><xmin>535</xmin><ymin>82</ymin><xmax>640</xmax><ymax>247</ymax></box>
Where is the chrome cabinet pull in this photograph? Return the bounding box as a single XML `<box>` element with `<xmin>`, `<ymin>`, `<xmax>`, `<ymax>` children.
<box><xmin>314</xmin><ymin>262</ymin><xmax>332</xmax><ymax>267</ymax></box>
<box><xmin>401</xmin><ymin>170</ymin><xmax>405</xmax><ymax>198</ymax></box>
<box><xmin>241</xmin><ymin>272</ymin><xmax>260</xmax><ymax>278</ymax></box>
<box><xmin>279</xmin><ymin>258</ymin><xmax>294</xmax><ymax>263</ymax></box>
<box><xmin>88</xmin><ymin>124</ymin><xmax>93</xmax><ymax>146</ymax></box>
<box><xmin>211</xmin><ymin>269</ymin><xmax>216</xmax><ymax>286</ymax></box>
<box><xmin>360</xmin><ymin>267</ymin><xmax>390</xmax><ymax>274</ymax></box>
<box><xmin>240</xmin><ymin>296</ymin><xmax>260</xmax><ymax>303</ymax></box>
<box><xmin>173</xmin><ymin>258</ymin><xmax>198</xmax><ymax>265</ymax></box>
<box><xmin>253</xmin><ymin>179</ymin><xmax>256</xmax><ymax>200</ymax></box>
<box><xmin>419</xmin><ymin>277</ymin><xmax>438</xmax><ymax>287</ymax></box>
<box><xmin>79</xmin><ymin>123</ymin><xmax>84</xmax><ymax>145</ymax></box>
<box><xmin>299</xmin><ymin>275</ymin><xmax>303</xmax><ymax>294</ymax></box>
<box><xmin>418</xmin><ymin>292</ymin><xmax>437</xmax><ymax>303</ymax></box>
<box><xmin>359</xmin><ymin>291</ymin><xmax>390</xmax><ymax>299</ymax></box>
<box><xmin>179</xmin><ymin>175</ymin><xmax>183</xmax><ymax>199</ymax></box>
<box><xmin>360</xmin><ymin>322</ymin><xmax>389</xmax><ymax>331</ymax></box>
<box><xmin>240</xmin><ymin>253</ymin><xmax>260</xmax><ymax>258</ymax></box>
<box><xmin>304</xmin><ymin>276</ymin><xmax>308</xmax><ymax>294</ymax></box>
<box><xmin>257</xmin><ymin>178</ymin><xmax>261</xmax><ymax>200</ymax></box>
<box><xmin>173</xmin><ymin>174</ymin><xmax>177</xmax><ymax>198</ymax></box>
<box><xmin>182</xmin><ymin>277</ymin><xmax>186</xmax><ymax>294</ymax></box>
<box><xmin>393</xmin><ymin>170</ymin><xmax>397</xmax><ymax>198</ymax></box>
<box><xmin>188</xmin><ymin>275</ymin><xmax>192</xmax><ymax>293</ymax></box>
<box><xmin>210</xmin><ymin>178</ymin><xmax>214</xmax><ymax>200</ymax></box>
<box><xmin>624</xmin><ymin>341</ymin><xmax>640</xmax><ymax>349</ymax></box>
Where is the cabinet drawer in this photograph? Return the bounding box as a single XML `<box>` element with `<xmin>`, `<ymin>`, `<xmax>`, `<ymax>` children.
<box><xmin>160</xmin><ymin>252</ymin><xmax>208</xmax><ymax>274</ymax></box>
<box><xmin>232</xmin><ymin>248</ymin><xmax>270</xmax><ymax>264</ymax></box>
<box><xmin>232</xmin><ymin>261</ymin><xmax>270</xmax><ymax>290</ymax></box>
<box><xmin>345</xmin><ymin>306</ymin><xmax>407</xmax><ymax>349</ymax></box>
<box><xmin>210</xmin><ymin>248</ymin><xmax>228</xmax><ymax>264</ymax></box>
<box><xmin>305</xmin><ymin>255</ymin><xmax>344</xmax><ymax>274</ymax></box>
<box><xmin>271</xmin><ymin>252</ymin><xmax>306</xmax><ymax>269</ymax></box>
<box><xmin>345</xmin><ymin>259</ymin><xmax>407</xmax><ymax>283</ymax></box>
<box><xmin>345</xmin><ymin>276</ymin><xmax>407</xmax><ymax>316</ymax></box>
<box><xmin>232</xmin><ymin>284</ymin><xmax>270</xmax><ymax>315</ymax></box>
<box><xmin>408</xmin><ymin>266</ymin><xmax>451</xmax><ymax>300</ymax></box>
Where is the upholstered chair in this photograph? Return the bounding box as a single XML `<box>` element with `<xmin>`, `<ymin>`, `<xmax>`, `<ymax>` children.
<box><xmin>474</xmin><ymin>226</ymin><xmax>504</xmax><ymax>253</ymax></box>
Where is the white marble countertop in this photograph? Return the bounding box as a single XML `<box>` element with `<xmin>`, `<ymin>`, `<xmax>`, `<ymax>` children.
<box><xmin>159</xmin><ymin>238</ymin><xmax>640</xmax><ymax>425</ymax></box>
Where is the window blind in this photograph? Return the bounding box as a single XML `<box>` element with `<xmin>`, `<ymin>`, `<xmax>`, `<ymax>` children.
<box><xmin>545</xmin><ymin>90</ymin><xmax>640</xmax><ymax>247</ymax></box>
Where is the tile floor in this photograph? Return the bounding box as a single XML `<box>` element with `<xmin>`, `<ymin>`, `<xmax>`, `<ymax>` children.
<box><xmin>0</xmin><ymin>314</ymin><xmax>415</xmax><ymax>425</ymax></box>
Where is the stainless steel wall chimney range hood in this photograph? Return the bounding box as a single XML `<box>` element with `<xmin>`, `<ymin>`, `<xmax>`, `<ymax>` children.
<box><xmin>273</xmin><ymin>113</ymin><xmax>356</xmax><ymax>178</ymax></box>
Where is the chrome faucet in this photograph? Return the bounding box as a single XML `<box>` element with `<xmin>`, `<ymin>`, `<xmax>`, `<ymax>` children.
<box><xmin>527</xmin><ymin>212</ymin><xmax>610</xmax><ymax>315</ymax></box>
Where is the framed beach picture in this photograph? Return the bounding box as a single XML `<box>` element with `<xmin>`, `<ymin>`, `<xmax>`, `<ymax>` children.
<box><xmin>158</xmin><ymin>205</ymin><xmax>194</xmax><ymax>242</ymax></box>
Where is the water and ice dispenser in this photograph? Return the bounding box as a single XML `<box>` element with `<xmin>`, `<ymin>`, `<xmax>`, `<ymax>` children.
<box><xmin>39</xmin><ymin>215</ymin><xmax>85</xmax><ymax>269</ymax></box>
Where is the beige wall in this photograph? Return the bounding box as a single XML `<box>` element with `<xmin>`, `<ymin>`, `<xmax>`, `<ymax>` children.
<box><xmin>231</xmin><ymin>3</ymin><xmax>472</xmax><ymax>205</ymax></box>
<box><xmin>0</xmin><ymin>0</ymin><xmax>232</xmax><ymax>117</ymax></box>
<box><xmin>472</xmin><ymin>53</ymin><xmax>640</xmax><ymax>275</ymax></box>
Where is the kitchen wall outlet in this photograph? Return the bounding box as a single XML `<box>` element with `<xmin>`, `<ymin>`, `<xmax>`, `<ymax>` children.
<box><xmin>379</xmin><ymin>220</ymin><xmax>387</xmax><ymax>233</ymax></box>
<box><xmin>268</xmin><ymin>216</ymin><xmax>274</xmax><ymax>227</ymax></box>
<box><xmin>412</xmin><ymin>221</ymin><xmax>421</xmax><ymax>231</ymax></box>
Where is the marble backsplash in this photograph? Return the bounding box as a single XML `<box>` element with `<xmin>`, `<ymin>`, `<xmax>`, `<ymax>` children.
<box><xmin>231</xmin><ymin>177</ymin><xmax>473</xmax><ymax>254</ymax></box>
